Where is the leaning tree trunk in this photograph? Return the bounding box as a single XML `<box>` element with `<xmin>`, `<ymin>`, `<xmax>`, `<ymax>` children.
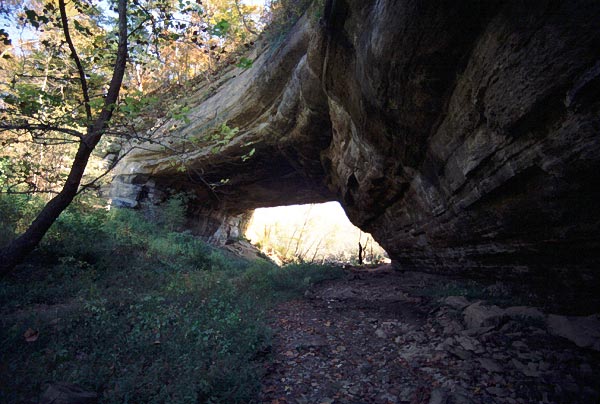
<box><xmin>0</xmin><ymin>0</ymin><xmax>128</xmax><ymax>277</ymax></box>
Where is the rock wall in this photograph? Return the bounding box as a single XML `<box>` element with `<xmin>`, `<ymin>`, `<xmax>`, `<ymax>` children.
<box><xmin>323</xmin><ymin>1</ymin><xmax>600</xmax><ymax>278</ymax></box>
<box><xmin>111</xmin><ymin>0</ymin><xmax>600</xmax><ymax>278</ymax></box>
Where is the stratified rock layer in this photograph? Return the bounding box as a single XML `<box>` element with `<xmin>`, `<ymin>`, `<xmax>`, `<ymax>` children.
<box><xmin>111</xmin><ymin>0</ymin><xmax>600</xmax><ymax>279</ymax></box>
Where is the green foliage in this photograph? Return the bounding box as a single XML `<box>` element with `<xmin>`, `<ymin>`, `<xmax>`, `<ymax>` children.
<box><xmin>169</xmin><ymin>104</ymin><xmax>192</xmax><ymax>124</ymax></box>
<box><xmin>0</xmin><ymin>193</ymin><xmax>44</xmax><ymax>247</ymax></box>
<box><xmin>0</xmin><ymin>266</ymin><xmax>269</xmax><ymax>403</ymax></box>
<box><xmin>0</xmin><ymin>28</ymin><xmax>10</xmax><ymax>46</ymax></box>
<box><xmin>146</xmin><ymin>231</ymin><xmax>211</xmax><ymax>270</ymax></box>
<box><xmin>101</xmin><ymin>208</ymin><xmax>156</xmax><ymax>248</ymax></box>
<box><xmin>217</xmin><ymin>122</ymin><xmax>239</xmax><ymax>138</ymax></box>
<box><xmin>0</xmin><ymin>194</ymin><xmax>345</xmax><ymax>403</ymax></box>
<box><xmin>239</xmin><ymin>262</ymin><xmax>344</xmax><ymax>302</ymax></box>
<box><xmin>212</xmin><ymin>19</ymin><xmax>232</xmax><ymax>37</ymax></box>
<box><xmin>0</xmin><ymin>0</ymin><xmax>261</xmax><ymax>200</ymax></box>
<box><xmin>117</xmin><ymin>92</ymin><xmax>159</xmax><ymax>117</ymax></box>
<box><xmin>46</xmin><ymin>207</ymin><xmax>109</xmax><ymax>260</ymax></box>
<box><xmin>23</xmin><ymin>7</ymin><xmax>50</xmax><ymax>29</ymax></box>
<box><xmin>241</xmin><ymin>147</ymin><xmax>256</xmax><ymax>161</ymax></box>
<box><xmin>236</xmin><ymin>57</ymin><xmax>254</xmax><ymax>69</ymax></box>
<box><xmin>189</xmin><ymin>121</ymin><xmax>240</xmax><ymax>155</ymax></box>
<box><xmin>154</xmin><ymin>192</ymin><xmax>191</xmax><ymax>232</ymax></box>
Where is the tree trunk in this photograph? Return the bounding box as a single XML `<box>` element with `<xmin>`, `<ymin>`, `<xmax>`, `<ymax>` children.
<box><xmin>0</xmin><ymin>0</ymin><xmax>128</xmax><ymax>277</ymax></box>
<box><xmin>358</xmin><ymin>242</ymin><xmax>363</xmax><ymax>265</ymax></box>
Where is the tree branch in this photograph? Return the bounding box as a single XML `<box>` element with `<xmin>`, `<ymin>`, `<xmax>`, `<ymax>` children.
<box><xmin>93</xmin><ymin>0</ymin><xmax>128</xmax><ymax>135</ymax></box>
<box><xmin>0</xmin><ymin>122</ymin><xmax>84</xmax><ymax>138</ymax></box>
<box><xmin>76</xmin><ymin>146</ymin><xmax>135</xmax><ymax>195</ymax></box>
<box><xmin>1</xmin><ymin>189</ymin><xmax>60</xmax><ymax>195</ymax></box>
<box><xmin>234</xmin><ymin>0</ymin><xmax>258</xmax><ymax>36</ymax></box>
<box><xmin>14</xmin><ymin>73</ymin><xmax>81</xmax><ymax>81</ymax></box>
<box><xmin>58</xmin><ymin>0</ymin><xmax>92</xmax><ymax>122</ymax></box>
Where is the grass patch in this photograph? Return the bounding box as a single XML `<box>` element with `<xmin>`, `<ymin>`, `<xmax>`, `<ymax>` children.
<box><xmin>0</xmin><ymin>194</ymin><xmax>343</xmax><ymax>403</ymax></box>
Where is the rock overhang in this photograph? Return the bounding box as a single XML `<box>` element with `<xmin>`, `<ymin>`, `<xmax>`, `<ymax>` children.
<box><xmin>110</xmin><ymin>0</ymin><xmax>600</xmax><ymax>285</ymax></box>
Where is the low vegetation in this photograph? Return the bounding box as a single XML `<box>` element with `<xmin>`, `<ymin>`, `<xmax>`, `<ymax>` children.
<box><xmin>0</xmin><ymin>194</ymin><xmax>344</xmax><ymax>403</ymax></box>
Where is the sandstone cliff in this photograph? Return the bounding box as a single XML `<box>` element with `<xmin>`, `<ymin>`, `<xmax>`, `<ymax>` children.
<box><xmin>111</xmin><ymin>0</ymin><xmax>600</xmax><ymax>279</ymax></box>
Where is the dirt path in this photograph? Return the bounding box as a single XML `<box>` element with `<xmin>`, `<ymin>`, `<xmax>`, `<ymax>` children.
<box><xmin>258</xmin><ymin>267</ymin><xmax>600</xmax><ymax>404</ymax></box>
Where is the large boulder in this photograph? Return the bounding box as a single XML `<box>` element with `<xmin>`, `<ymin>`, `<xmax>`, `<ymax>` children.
<box><xmin>463</xmin><ymin>301</ymin><xmax>505</xmax><ymax>329</ymax></box>
<box><xmin>547</xmin><ymin>314</ymin><xmax>600</xmax><ymax>351</ymax></box>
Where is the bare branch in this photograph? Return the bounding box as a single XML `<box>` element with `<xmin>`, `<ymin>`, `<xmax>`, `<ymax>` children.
<box><xmin>0</xmin><ymin>122</ymin><xmax>84</xmax><ymax>138</ymax></box>
<box><xmin>58</xmin><ymin>0</ymin><xmax>92</xmax><ymax>122</ymax></box>
<box><xmin>0</xmin><ymin>39</ymin><xmax>38</xmax><ymax>59</ymax></box>
<box><xmin>128</xmin><ymin>16</ymin><xmax>152</xmax><ymax>39</ymax></box>
<box><xmin>234</xmin><ymin>0</ymin><xmax>258</xmax><ymax>36</ymax></box>
<box><xmin>30</xmin><ymin>138</ymin><xmax>80</xmax><ymax>146</ymax></box>
<box><xmin>76</xmin><ymin>146</ymin><xmax>135</xmax><ymax>195</ymax></box>
<box><xmin>186</xmin><ymin>165</ymin><xmax>221</xmax><ymax>202</ymax></box>
<box><xmin>14</xmin><ymin>73</ymin><xmax>81</xmax><ymax>82</ymax></box>
<box><xmin>1</xmin><ymin>189</ymin><xmax>60</xmax><ymax>195</ymax></box>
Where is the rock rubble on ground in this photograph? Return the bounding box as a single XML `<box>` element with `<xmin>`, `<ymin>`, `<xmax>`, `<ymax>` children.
<box><xmin>260</xmin><ymin>268</ymin><xmax>600</xmax><ymax>404</ymax></box>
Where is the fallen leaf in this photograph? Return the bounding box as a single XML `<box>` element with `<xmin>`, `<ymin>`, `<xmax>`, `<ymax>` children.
<box><xmin>324</xmin><ymin>321</ymin><xmax>331</xmax><ymax>327</ymax></box>
<box><xmin>23</xmin><ymin>328</ymin><xmax>39</xmax><ymax>342</ymax></box>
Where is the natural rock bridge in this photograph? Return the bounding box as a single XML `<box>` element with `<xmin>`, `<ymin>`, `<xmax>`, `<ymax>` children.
<box><xmin>111</xmin><ymin>0</ymin><xmax>600</xmax><ymax>282</ymax></box>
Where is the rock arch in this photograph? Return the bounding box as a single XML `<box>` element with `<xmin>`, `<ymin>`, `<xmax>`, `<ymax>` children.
<box><xmin>111</xmin><ymin>0</ymin><xmax>600</xmax><ymax>280</ymax></box>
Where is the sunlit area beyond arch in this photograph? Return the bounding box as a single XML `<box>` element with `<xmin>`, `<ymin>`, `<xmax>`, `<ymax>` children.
<box><xmin>245</xmin><ymin>202</ymin><xmax>389</xmax><ymax>265</ymax></box>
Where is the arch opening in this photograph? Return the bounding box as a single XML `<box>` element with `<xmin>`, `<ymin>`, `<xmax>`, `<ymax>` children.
<box><xmin>245</xmin><ymin>201</ymin><xmax>389</xmax><ymax>266</ymax></box>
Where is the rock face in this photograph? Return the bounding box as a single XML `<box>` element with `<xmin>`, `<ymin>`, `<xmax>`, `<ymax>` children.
<box><xmin>111</xmin><ymin>1</ymin><xmax>600</xmax><ymax>280</ymax></box>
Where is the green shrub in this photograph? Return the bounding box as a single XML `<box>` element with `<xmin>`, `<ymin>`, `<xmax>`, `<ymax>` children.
<box><xmin>0</xmin><ymin>193</ymin><xmax>45</xmax><ymax>248</ymax></box>
<box><xmin>146</xmin><ymin>231</ymin><xmax>211</xmax><ymax>270</ymax></box>
<box><xmin>239</xmin><ymin>262</ymin><xmax>344</xmax><ymax>301</ymax></box>
<box><xmin>103</xmin><ymin>208</ymin><xmax>156</xmax><ymax>248</ymax></box>
<box><xmin>0</xmin><ymin>271</ymin><xmax>269</xmax><ymax>404</ymax></box>
<box><xmin>154</xmin><ymin>193</ymin><xmax>190</xmax><ymax>232</ymax></box>
<box><xmin>0</xmin><ymin>194</ymin><xmax>345</xmax><ymax>403</ymax></box>
<box><xmin>45</xmin><ymin>208</ymin><xmax>109</xmax><ymax>260</ymax></box>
